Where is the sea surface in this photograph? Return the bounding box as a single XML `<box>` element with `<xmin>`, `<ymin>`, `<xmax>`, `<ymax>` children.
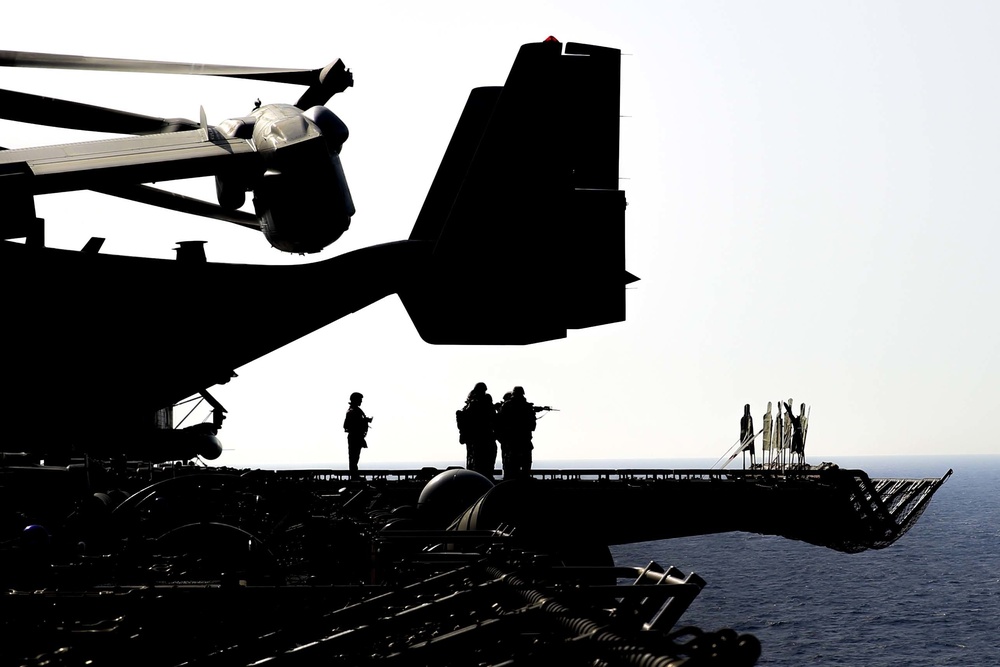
<box><xmin>601</xmin><ymin>455</ymin><xmax>998</xmax><ymax>666</ymax></box>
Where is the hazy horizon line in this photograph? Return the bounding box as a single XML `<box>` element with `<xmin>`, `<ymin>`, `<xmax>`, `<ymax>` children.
<box><xmin>216</xmin><ymin>452</ymin><xmax>995</xmax><ymax>469</ymax></box>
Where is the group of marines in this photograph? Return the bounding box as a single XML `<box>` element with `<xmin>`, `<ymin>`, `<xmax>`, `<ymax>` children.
<box><xmin>343</xmin><ymin>384</ymin><xmax>551</xmax><ymax>478</ymax></box>
<box><xmin>457</xmin><ymin>382</ymin><xmax>547</xmax><ymax>479</ymax></box>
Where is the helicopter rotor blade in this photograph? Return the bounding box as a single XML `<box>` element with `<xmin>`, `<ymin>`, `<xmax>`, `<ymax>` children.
<box><xmin>0</xmin><ymin>50</ymin><xmax>322</xmax><ymax>85</ymax></box>
<box><xmin>0</xmin><ymin>87</ymin><xmax>198</xmax><ymax>135</ymax></box>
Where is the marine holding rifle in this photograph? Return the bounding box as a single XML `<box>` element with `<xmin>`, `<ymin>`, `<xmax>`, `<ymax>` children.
<box><xmin>497</xmin><ymin>386</ymin><xmax>555</xmax><ymax>479</ymax></box>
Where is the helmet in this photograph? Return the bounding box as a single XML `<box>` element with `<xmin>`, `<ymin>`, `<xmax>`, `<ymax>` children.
<box><xmin>512</xmin><ymin>386</ymin><xmax>525</xmax><ymax>397</ymax></box>
<box><xmin>349</xmin><ymin>392</ymin><xmax>363</xmax><ymax>403</ymax></box>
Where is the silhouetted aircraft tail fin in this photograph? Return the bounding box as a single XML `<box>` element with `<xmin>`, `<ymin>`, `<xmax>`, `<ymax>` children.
<box><xmin>399</xmin><ymin>39</ymin><xmax>633</xmax><ymax>345</ymax></box>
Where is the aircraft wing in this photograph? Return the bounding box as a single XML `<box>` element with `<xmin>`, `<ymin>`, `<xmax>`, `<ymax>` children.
<box><xmin>0</xmin><ymin>128</ymin><xmax>258</xmax><ymax>196</ymax></box>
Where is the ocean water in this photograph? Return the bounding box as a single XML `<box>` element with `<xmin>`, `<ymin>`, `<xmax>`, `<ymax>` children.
<box><xmin>604</xmin><ymin>456</ymin><xmax>1000</xmax><ymax>666</ymax></box>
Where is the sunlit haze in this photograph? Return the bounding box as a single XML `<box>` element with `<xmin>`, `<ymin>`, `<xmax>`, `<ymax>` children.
<box><xmin>5</xmin><ymin>1</ymin><xmax>998</xmax><ymax>467</ymax></box>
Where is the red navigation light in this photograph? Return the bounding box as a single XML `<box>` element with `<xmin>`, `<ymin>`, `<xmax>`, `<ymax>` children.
<box><xmin>543</xmin><ymin>36</ymin><xmax>561</xmax><ymax>43</ymax></box>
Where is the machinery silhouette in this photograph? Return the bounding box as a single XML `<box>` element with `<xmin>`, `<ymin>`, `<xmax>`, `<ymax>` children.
<box><xmin>1</xmin><ymin>38</ymin><xmax>634</xmax><ymax>462</ymax></box>
<box><xmin>1</xmin><ymin>48</ymin><xmax>355</xmax><ymax>253</ymax></box>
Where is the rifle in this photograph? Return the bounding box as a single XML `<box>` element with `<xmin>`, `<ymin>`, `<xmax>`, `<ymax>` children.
<box><xmin>533</xmin><ymin>406</ymin><xmax>558</xmax><ymax>413</ymax></box>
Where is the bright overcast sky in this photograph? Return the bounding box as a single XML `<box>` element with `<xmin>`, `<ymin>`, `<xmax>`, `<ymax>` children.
<box><xmin>5</xmin><ymin>1</ymin><xmax>998</xmax><ymax>466</ymax></box>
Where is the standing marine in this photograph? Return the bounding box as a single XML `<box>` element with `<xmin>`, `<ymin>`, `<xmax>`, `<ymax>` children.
<box><xmin>343</xmin><ymin>392</ymin><xmax>373</xmax><ymax>477</ymax></box>
<box><xmin>456</xmin><ymin>382</ymin><xmax>498</xmax><ymax>477</ymax></box>
<box><xmin>497</xmin><ymin>386</ymin><xmax>537</xmax><ymax>479</ymax></box>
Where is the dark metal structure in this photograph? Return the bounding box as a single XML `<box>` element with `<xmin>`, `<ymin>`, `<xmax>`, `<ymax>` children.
<box><xmin>2</xmin><ymin>464</ymin><xmax>768</xmax><ymax>666</ymax></box>
<box><xmin>1</xmin><ymin>461</ymin><xmax>948</xmax><ymax>665</ymax></box>
<box><xmin>448</xmin><ymin>466</ymin><xmax>952</xmax><ymax>553</ymax></box>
